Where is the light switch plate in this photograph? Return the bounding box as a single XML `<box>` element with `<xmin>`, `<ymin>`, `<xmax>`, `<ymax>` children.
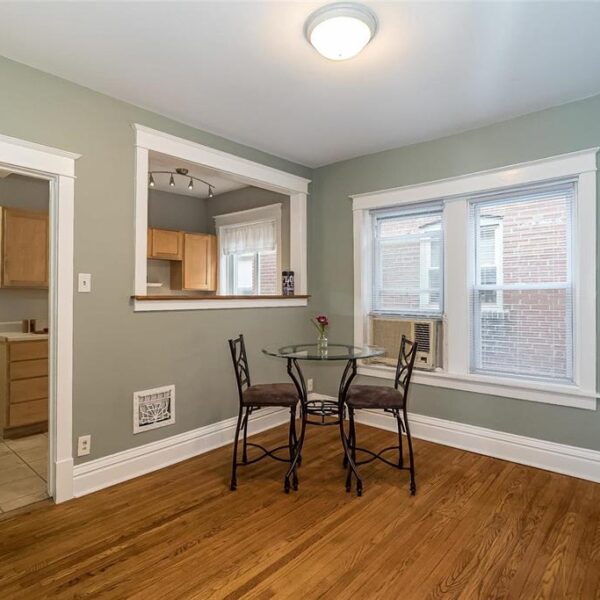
<box><xmin>78</xmin><ymin>273</ymin><xmax>91</xmax><ymax>293</ymax></box>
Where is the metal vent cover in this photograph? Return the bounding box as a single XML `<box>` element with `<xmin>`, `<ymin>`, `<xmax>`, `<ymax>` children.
<box><xmin>133</xmin><ymin>384</ymin><xmax>175</xmax><ymax>434</ymax></box>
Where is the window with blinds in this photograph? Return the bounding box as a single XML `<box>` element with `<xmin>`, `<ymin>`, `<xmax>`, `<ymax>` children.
<box><xmin>470</xmin><ymin>182</ymin><xmax>574</xmax><ymax>382</ymax></box>
<box><xmin>371</xmin><ymin>202</ymin><xmax>444</xmax><ymax>316</ymax></box>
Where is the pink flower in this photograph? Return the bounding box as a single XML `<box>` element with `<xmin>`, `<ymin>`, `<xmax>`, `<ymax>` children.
<box><xmin>311</xmin><ymin>314</ymin><xmax>330</xmax><ymax>335</ymax></box>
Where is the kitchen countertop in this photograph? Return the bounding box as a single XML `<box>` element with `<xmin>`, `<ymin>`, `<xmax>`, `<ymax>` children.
<box><xmin>0</xmin><ymin>332</ymin><xmax>48</xmax><ymax>341</ymax></box>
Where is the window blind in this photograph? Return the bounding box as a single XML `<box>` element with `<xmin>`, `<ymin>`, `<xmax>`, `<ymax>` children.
<box><xmin>469</xmin><ymin>181</ymin><xmax>574</xmax><ymax>382</ymax></box>
<box><xmin>371</xmin><ymin>202</ymin><xmax>444</xmax><ymax>316</ymax></box>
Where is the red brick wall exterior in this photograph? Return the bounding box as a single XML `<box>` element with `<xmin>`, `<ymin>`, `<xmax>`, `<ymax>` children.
<box><xmin>476</xmin><ymin>197</ymin><xmax>571</xmax><ymax>380</ymax></box>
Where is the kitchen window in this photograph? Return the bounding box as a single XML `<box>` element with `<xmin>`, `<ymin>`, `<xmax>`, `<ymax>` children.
<box><xmin>228</xmin><ymin>251</ymin><xmax>278</xmax><ymax>295</ymax></box>
<box><xmin>352</xmin><ymin>149</ymin><xmax>597</xmax><ymax>410</ymax></box>
<box><xmin>215</xmin><ymin>204</ymin><xmax>282</xmax><ymax>296</ymax></box>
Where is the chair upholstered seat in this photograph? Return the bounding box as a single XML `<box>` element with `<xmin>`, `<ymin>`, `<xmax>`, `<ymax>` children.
<box><xmin>346</xmin><ymin>384</ymin><xmax>404</xmax><ymax>409</ymax></box>
<box><xmin>243</xmin><ymin>383</ymin><xmax>299</xmax><ymax>407</ymax></box>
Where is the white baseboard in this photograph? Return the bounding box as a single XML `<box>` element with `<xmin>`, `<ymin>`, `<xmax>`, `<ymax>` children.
<box><xmin>73</xmin><ymin>407</ymin><xmax>289</xmax><ymax>497</ymax></box>
<box><xmin>72</xmin><ymin>394</ymin><xmax>600</xmax><ymax>498</ymax></box>
<box><xmin>54</xmin><ymin>457</ymin><xmax>74</xmax><ymax>503</ymax></box>
<box><xmin>309</xmin><ymin>393</ymin><xmax>600</xmax><ymax>484</ymax></box>
<box><xmin>354</xmin><ymin>406</ymin><xmax>600</xmax><ymax>484</ymax></box>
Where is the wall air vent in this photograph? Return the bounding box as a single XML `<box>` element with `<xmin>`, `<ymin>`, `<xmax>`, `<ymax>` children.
<box><xmin>133</xmin><ymin>384</ymin><xmax>175</xmax><ymax>434</ymax></box>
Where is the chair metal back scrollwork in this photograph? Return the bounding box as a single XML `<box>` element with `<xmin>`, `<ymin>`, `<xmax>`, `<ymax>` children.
<box><xmin>229</xmin><ymin>334</ymin><xmax>251</xmax><ymax>403</ymax></box>
<box><xmin>394</xmin><ymin>335</ymin><xmax>418</xmax><ymax>404</ymax></box>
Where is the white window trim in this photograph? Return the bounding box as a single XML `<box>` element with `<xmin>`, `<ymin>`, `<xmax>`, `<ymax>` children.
<box><xmin>133</xmin><ymin>125</ymin><xmax>310</xmax><ymax>311</ymax></box>
<box><xmin>214</xmin><ymin>203</ymin><xmax>282</xmax><ymax>295</ymax></box>
<box><xmin>353</xmin><ymin>148</ymin><xmax>598</xmax><ymax>410</ymax></box>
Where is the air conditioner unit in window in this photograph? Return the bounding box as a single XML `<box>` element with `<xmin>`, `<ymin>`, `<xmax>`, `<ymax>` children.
<box><xmin>369</xmin><ymin>317</ymin><xmax>442</xmax><ymax>371</ymax></box>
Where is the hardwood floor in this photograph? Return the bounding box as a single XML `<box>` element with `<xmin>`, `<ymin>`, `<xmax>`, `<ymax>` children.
<box><xmin>0</xmin><ymin>422</ymin><xmax>598</xmax><ymax>599</ymax></box>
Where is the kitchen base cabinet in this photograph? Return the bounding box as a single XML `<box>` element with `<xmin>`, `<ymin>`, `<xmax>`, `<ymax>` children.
<box><xmin>0</xmin><ymin>339</ymin><xmax>48</xmax><ymax>439</ymax></box>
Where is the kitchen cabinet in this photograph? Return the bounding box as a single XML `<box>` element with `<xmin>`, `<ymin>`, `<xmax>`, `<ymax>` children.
<box><xmin>147</xmin><ymin>228</ymin><xmax>183</xmax><ymax>260</ymax></box>
<box><xmin>170</xmin><ymin>233</ymin><xmax>217</xmax><ymax>291</ymax></box>
<box><xmin>0</xmin><ymin>207</ymin><xmax>49</xmax><ymax>288</ymax></box>
<box><xmin>0</xmin><ymin>338</ymin><xmax>48</xmax><ymax>437</ymax></box>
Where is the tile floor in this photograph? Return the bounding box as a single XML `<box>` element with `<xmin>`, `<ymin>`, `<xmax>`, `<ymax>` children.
<box><xmin>0</xmin><ymin>433</ymin><xmax>48</xmax><ymax>513</ymax></box>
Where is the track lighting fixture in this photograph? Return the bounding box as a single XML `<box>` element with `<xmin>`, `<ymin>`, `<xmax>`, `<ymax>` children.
<box><xmin>148</xmin><ymin>167</ymin><xmax>216</xmax><ymax>198</ymax></box>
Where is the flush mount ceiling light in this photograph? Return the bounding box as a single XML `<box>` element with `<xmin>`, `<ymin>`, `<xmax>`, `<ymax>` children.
<box><xmin>305</xmin><ymin>2</ymin><xmax>377</xmax><ymax>61</ymax></box>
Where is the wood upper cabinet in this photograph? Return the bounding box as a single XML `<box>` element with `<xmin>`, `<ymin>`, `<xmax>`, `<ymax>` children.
<box><xmin>0</xmin><ymin>207</ymin><xmax>49</xmax><ymax>288</ymax></box>
<box><xmin>171</xmin><ymin>233</ymin><xmax>217</xmax><ymax>291</ymax></box>
<box><xmin>147</xmin><ymin>228</ymin><xmax>183</xmax><ymax>261</ymax></box>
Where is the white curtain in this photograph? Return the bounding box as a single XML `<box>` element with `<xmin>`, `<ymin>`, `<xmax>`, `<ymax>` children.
<box><xmin>220</xmin><ymin>219</ymin><xmax>277</xmax><ymax>255</ymax></box>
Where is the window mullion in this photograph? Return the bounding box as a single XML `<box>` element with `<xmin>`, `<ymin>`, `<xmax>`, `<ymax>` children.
<box><xmin>444</xmin><ymin>199</ymin><xmax>470</xmax><ymax>375</ymax></box>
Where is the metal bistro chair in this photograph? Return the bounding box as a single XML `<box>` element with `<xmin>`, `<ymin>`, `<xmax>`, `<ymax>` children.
<box><xmin>344</xmin><ymin>335</ymin><xmax>418</xmax><ymax>496</ymax></box>
<box><xmin>228</xmin><ymin>334</ymin><xmax>304</xmax><ymax>493</ymax></box>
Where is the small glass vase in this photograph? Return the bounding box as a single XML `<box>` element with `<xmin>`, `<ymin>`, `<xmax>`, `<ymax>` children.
<box><xmin>317</xmin><ymin>332</ymin><xmax>328</xmax><ymax>352</ymax></box>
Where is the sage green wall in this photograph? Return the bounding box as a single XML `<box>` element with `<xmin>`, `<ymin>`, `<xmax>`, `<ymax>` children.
<box><xmin>2</xmin><ymin>52</ymin><xmax>598</xmax><ymax>463</ymax></box>
<box><xmin>308</xmin><ymin>94</ymin><xmax>600</xmax><ymax>452</ymax></box>
<box><xmin>0</xmin><ymin>173</ymin><xmax>49</xmax><ymax>324</ymax></box>
<box><xmin>148</xmin><ymin>188</ymin><xmax>209</xmax><ymax>233</ymax></box>
<box><xmin>0</xmin><ymin>56</ymin><xmax>312</xmax><ymax>463</ymax></box>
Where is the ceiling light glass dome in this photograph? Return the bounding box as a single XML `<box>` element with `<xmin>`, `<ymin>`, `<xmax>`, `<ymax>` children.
<box><xmin>305</xmin><ymin>3</ymin><xmax>378</xmax><ymax>61</ymax></box>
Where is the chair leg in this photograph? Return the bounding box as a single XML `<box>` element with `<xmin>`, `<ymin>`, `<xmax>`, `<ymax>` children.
<box><xmin>342</xmin><ymin>404</ymin><xmax>348</xmax><ymax>469</ymax></box>
<box><xmin>404</xmin><ymin>409</ymin><xmax>416</xmax><ymax>495</ymax></box>
<box><xmin>285</xmin><ymin>402</ymin><xmax>306</xmax><ymax>493</ymax></box>
<box><xmin>396</xmin><ymin>411</ymin><xmax>404</xmax><ymax>469</ymax></box>
<box><xmin>293</xmin><ymin>404</ymin><xmax>302</xmax><ymax>467</ymax></box>
<box><xmin>230</xmin><ymin>407</ymin><xmax>244</xmax><ymax>491</ymax></box>
<box><xmin>242</xmin><ymin>407</ymin><xmax>250</xmax><ymax>464</ymax></box>
<box><xmin>288</xmin><ymin>406</ymin><xmax>299</xmax><ymax>491</ymax></box>
<box><xmin>346</xmin><ymin>408</ymin><xmax>357</xmax><ymax>493</ymax></box>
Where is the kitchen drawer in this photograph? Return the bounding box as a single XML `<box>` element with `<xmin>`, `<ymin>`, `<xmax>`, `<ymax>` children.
<box><xmin>10</xmin><ymin>376</ymin><xmax>48</xmax><ymax>403</ymax></box>
<box><xmin>9</xmin><ymin>399</ymin><xmax>47</xmax><ymax>427</ymax></box>
<box><xmin>10</xmin><ymin>340</ymin><xmax>48</xmax><ymax>361</ymax></box>
<box><xmin>10</xmin><ymin>358</ymin><xmax>48</xmax><ymax>380</ymax></box>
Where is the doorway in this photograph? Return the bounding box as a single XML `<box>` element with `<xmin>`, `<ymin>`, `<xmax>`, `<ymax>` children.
<box><xmin>0</xmin><ymin>169</ymin><xmax>50</xmax><ymax>512</ymax></box>
<box><xmin>0</xmin><ymin>132</ymin><xmax>78</xmax><ymax>506</ymax></box>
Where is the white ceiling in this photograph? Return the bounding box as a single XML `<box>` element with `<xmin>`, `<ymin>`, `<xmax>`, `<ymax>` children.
<box><xmin>1</xmin><ymin>2</ymin><xmax>600</xmax><ymax>167</ymax></box>
<box><xmin>149</xmin><ymin>152</ymin><xmax>247</xmax><ymax>198</ymax></box>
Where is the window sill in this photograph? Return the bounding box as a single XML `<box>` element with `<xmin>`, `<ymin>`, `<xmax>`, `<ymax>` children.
<box><xmin>132</xmin><ymin>294</ymin><xmax>309</xmax><ymax>312</ymax></box>
<box><xmin>357</xmin><ymin>364</ymin><xmax>598</xmax><ymax>410</ymax></box>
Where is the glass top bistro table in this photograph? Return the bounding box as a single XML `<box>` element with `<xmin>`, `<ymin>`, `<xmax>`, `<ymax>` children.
<box><xmin>262</xmin><ymin>342</ymin><xmax>385</xmax><ymax>493</ymax></box>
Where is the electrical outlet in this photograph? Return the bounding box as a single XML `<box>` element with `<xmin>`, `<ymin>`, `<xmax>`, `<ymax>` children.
<box><xmin>307</xmin><ymin>378</ymin><xmax>314</xmax><ymax>392</ymax></box>
<box><xmin>77</xmin><ymin>434</ymin><xmax>91</xmax><ymax>457</ymax></box>
<box><xmin>78</xmin><ymin>273</ymin><xmax>92</xmax><ymax>293</ymax></box>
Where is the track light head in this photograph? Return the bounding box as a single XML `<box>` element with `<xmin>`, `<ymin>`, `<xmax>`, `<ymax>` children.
<box><xmin>169</xmin><ymin>174</ymin><xmax>175</xmax><ymax>187</ymax></box>
<box><xmin>188</xmin><ymin>178</ymin><xmax>194</xmax><ymax>190</ymax></box>
<box><xmin>208</xmin><ymin>186</ymin><xmax>214</xmax><ymax>199</ymax></box>
<box><xmin>149</xmin><ymin>173</ymin><xmax>155</xmax><ymax>187</ymax></box>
